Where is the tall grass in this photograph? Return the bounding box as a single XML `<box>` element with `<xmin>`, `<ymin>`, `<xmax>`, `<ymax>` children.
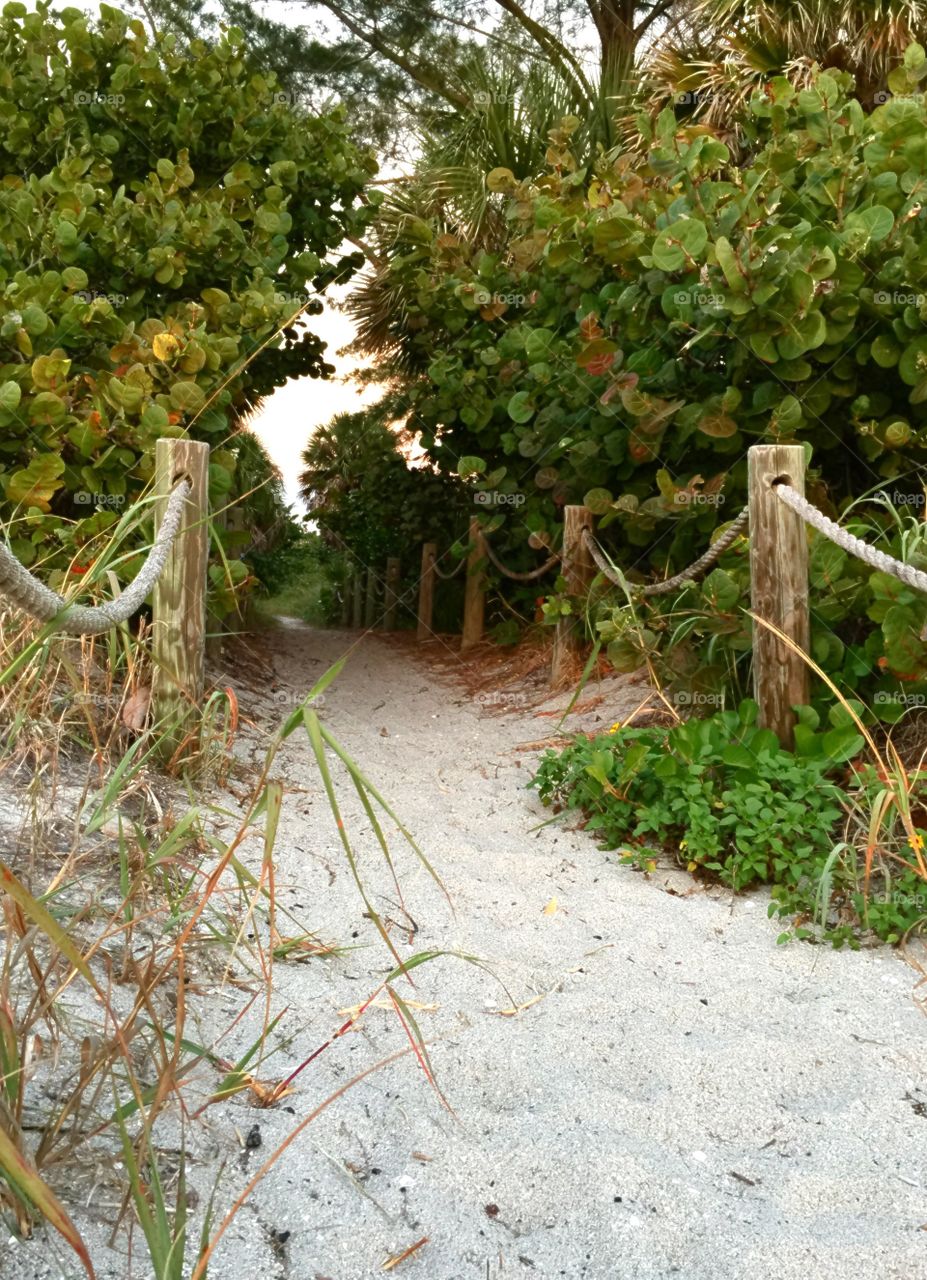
<box><xmin>0</xmin><ymin>505</ymin><xmax>454</xmax><ymax>1274</ymax></box>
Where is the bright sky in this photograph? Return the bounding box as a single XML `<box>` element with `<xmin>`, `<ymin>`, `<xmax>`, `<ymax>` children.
<box><xmin>250</xmin><ymin>295</ymin><xmax>381</xmax><ymax>512</ymax></box>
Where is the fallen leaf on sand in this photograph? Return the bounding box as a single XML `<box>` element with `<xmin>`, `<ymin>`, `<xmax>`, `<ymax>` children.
<box><xmin>543</xmin><ymin>897</ymin><xmax>558</xmax><ymax>916</ymax></box>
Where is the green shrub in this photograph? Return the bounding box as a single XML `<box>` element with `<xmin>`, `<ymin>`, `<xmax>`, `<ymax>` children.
<box><xmin>379</xmin><ymin>46</ymin><xmax>927</xmax><ymax>684</ymax></box>
<box><xmin>0</xmin><ymin>2</ymin><xmax>375</xmax><ymax>574</ymax></box>
<box><xmin>529</xmin><ymin>700</ymin><xmax>927</xmax><ymax>944</ymax></box>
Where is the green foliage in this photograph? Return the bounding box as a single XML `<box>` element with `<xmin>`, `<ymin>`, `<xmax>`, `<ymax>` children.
<box><xmin>596</xmin><ymin>500</ymin><xmax>927</xmax><ymax>721</ymax></box>
<box><xmin>528</xmin><ymin>700</ymin><xmax>927</xmax><ymax>945</ymax></box>
<box><xmin>396</xmin><ymin>65</ymin><xmax>927</xmax><ymax>537</ymax></box>
<box><xmin>0</xmin><ymin>2</ymin><xmax>374</xmax><ymax>573</ymax></box>
<box><xmin>374</xmin><ymin>50</ymin><xmax>927</xmax><ymax>682</ymax></box>
<box><xmin>532</xmin><ymin>699</ymin><xmax>853</xmax><ymax>889</ymax></box>
<box><xmin>301</xmin><ymin>400</ymin><xmax>468</xmax><ymax>558</ymax></box>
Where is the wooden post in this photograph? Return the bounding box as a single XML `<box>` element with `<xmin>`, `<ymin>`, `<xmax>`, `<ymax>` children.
<box><xmin>551</xmin><ymin>504</ymin><xmax>594</xmax><ymax>688</ymax></box>
<box><xmin>461</xmin><ymin>518</ymin><xmax>486</xmax><ymax>652</ymax></box>
<box><xmin>152</xmin><ymin>438</ymin><xmax>209</xmax><ymax>756</ymax></box>
<box><xmin>340</xmin><ymin>563</ymin><xmax>352</xmax><ymax>627</ymax></box>
<box><xmin>748</xmin><ymin>444</ymin><xmax>809</xmax><ymax>748</ymax></box>
<box><xmin>364</xmin><ymin>566</ymin><xmax>377</xmax><ymax>629</ymax></box>
<box><xmin>417</xmin><ymin>542</ymin><xmax>436</xmax><ymax>641</ymax></box>
<box><xmin>351</xmin><ymin>564</ymin><xmax>364</xmax><ymax>629</ymax></box>
<box><xmin>383</xmin><ymin>557</ymin><xmax>400</xmax><ymax>630</ymax></box>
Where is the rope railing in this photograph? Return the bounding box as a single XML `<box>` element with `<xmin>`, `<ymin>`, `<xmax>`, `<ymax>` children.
<box><xmin>0</xmin><ymin>479</ymin><xmax>191</xmax><ymax>635</ymax></box>
<box><xmin>482</xmin><ymin>535</ymin><xmax>561</xmax><ymax>582</ymax></box>
<box><xmin>774</xmin><ymin>482</ymin><xmax>927</xmax><ymax>596</ymax></box>
<box><xmin>582</xmin><ymin>507</ymin><xmax>750</xmax><ymax>597</ymax></box>
<box><xmin>432</xmin><ymin>554</ymin><xmax>467</xmax><ymax>580</ymax></box>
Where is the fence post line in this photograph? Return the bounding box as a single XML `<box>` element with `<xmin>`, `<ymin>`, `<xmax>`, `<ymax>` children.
<box><xmin>152</xmin><ymin>437</ymin><xmax>209</xmax><ymax>754</ymax></box>
<box><xmin>461</xmin><ymin>517</ymin><xmax>486</xmax><ymax>651</ymax></box>
<box><xmin>351</xmin><ymin>562</ymin><xmax>364</xmax><ymax>628</ymax></box>
<box><xmin>417</xmin><ymin>542</ymin><xmax>436</xmax><ymax>641</ymax></box>
<box><xmin>364</xmin><ymin>566</ymin><xmax>377</xmax><ymax>629</ymax></box>
<box><xmin>748</xmin><ymin>443</ymin><xmax>810</xmax><ymax>748</ymax></box>
<box><xmin>551</xmin><ymin>504</ymin><xmax>594</xmax><ymax>688</ymax></box>
<box><xmin>383</xmin><ymin>557</ymin><xmax>400</xmax><ymax>630</ymax></box>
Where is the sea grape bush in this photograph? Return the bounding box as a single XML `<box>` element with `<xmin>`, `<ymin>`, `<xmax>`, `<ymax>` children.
<box><xmin>0</xmin><ymin>2</ymin><xmax>375</xmax><ymax>574</ymax></box>
<box><xmin>386</xmin><ymin>48</ymin><xmax>927</xmax><ymax>686</ymax></box>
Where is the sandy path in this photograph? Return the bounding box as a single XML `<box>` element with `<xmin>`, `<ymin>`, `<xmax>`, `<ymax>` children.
<box><xmin>7</xmin><ymin>621</ymin><xmax>927</xmax><ymax>1280</ymax></box>
<box><xmin>207</xmin><ymin>623</ymin><xmax>927</xmax><ymax>1280</ymax></box>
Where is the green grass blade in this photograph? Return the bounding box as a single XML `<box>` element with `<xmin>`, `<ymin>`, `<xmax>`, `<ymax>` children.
<box><xmin>0</xmin><ymin>1126</ymin><xmax>95</xmax><ymax>1278</ymax></box>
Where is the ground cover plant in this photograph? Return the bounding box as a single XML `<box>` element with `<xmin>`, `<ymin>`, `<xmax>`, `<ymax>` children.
<box><xmin>532</xmin><ymin>698</ymin><xmax>927</xmax><ymax>946</ymax></box>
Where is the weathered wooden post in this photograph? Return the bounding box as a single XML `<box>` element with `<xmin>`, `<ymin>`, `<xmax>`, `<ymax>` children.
<box><xmin>748</xmin><ymin>444</ymin><xmax>809</xmax><ymax>748</ymax></box>
<box><xmin>461</xmin><ymin>518</ymin><xmax>486</xmax><ymax>652</ymax></box>
<box><xmin>351</xmin><ymin>563</ymin><xmax>364</xmax><ymax>628</ymax></box>
<box><xmin>152</xmin><ymin>437</ymin><xmax>209</xmax><ymax>755</ymax></box>
<box><xmin>383</xmin><ymin>557</ymin><xmax>401</xmax><ymax>630</ymax></box>
<box><xmin>364</xmin><ymin>566</ymin><xmax>377</xmax><ymax>629</ymax></box>
<box><xmin>417</xmin><ymin>542</ymin><xmax>436</xmax><ymax>641</ymax></box>
<box><xmin>551</xmin><ymin>504</ymin><xmax>594</xmax><ymax>688</ymax></box>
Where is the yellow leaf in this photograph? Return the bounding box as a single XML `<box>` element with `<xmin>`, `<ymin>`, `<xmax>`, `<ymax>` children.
<box><xmin>543</xmin><ymin>897</ymin><xmax>558</xmax><ymax>915</ymax></box>
<box><xmin>152</xmin><ymin>333</ymin><xmax>180</xmax><ymax>361</ymax></box>
<box><xmin>687</xmin><ymin>860</ymin><xmax>698</xmax><ymax>873</ymax></box>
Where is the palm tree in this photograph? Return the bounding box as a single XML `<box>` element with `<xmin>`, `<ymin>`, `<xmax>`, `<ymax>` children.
<box><xmin>298</xmin><ymin>407</ymin><xmax>405</xmax><ymax>516</ymax></box>
<box><xmin>645</xmin><ymin>0</ymin><xmax>927</xmax><ymax>127</ymax></box>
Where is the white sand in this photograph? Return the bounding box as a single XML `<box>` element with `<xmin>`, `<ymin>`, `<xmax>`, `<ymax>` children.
<box><xmin>6</xmin><ymin>622</ymin><xmax>927</xmax><ymax>1280</ymax></box>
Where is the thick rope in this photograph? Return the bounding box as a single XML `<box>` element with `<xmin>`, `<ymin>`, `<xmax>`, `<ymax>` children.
<box><xmin>775</xmin><ymin>483</ymin><xmax>927</xmax><ymax>595</ymax></box>
<box><xmin>0</xmin><ymin>480</ymin><xmax>192</xmax><ymax>635</ymax></box>
<box><xmin>582</xmin><ymin>507</ymin><xmax>749</xmax><ymax>595</ymax></box>
<box><xmin>482</xmin><ymin>536</ymin><xmax>561</xmax><ymax>582</ymax></box>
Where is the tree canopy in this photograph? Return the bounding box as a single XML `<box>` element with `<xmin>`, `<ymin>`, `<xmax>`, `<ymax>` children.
<box><xmin>0</xmin><ymin>1</ymin><xmax>375</xmax><ymax>572</ymax></box>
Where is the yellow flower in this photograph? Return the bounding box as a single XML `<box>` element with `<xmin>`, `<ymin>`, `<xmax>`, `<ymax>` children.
<box><xmin>609</xmin><ymin>721</ymin><xmax>623</xmax><ymax>734</ymax></box>
<box><xmin>909</xmin><ymin>832</ymin><xmax>924</xmax><ymax>852</ymax></box>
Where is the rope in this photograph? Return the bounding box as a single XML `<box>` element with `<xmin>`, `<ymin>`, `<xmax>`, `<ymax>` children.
<box><xmin>582</xmin><ymin>507</ymin><xmax>749</xmax><ymax>596</ymax></box>
<box><xmin>432</xmin><ymin>554</ymin><xmax>467</xmax><ymax>580</ymax></box>
<box><xmin>775</xmin><ymin>483</ymin><xmax>927</xmax><ymax>595</ymax></box>
<box><xmin>482</xmin><ymin>536</ymin><xmax>561</xmax><ymax>582</ymax></box>
<box><xmin>0</xmin><ymin>480</ymin><xmax>192</xmax><ymax>635</ymax></box>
